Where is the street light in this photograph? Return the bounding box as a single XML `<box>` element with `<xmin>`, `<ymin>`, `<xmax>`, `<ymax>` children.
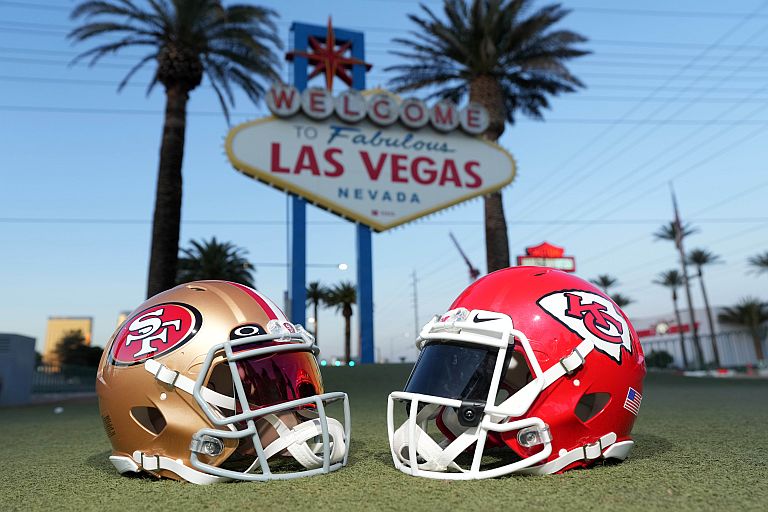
<box><xmin>253</xmin><ymin>262</ymin><xmax>349</xmax><ymax>269</ymax></box>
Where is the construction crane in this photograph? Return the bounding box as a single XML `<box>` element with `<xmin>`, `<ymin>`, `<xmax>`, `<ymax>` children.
<box><xmin>449</xmin><ymin>232</ymin><xmax>481</xmax><ymax>283</ymax></box>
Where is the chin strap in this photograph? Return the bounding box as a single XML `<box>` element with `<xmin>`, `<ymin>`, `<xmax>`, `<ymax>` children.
<box><xmin>392</xmin><ymin>422</ymin><xmax>464</xmax><ymax>473</ymax></box>
<box><xmin>518</xmin><ymin>432</ymin><xmax>623</xmax><ymax>475</ymax></box>
<box><xmin>107</xmin><ymin>452</ymin><xmax>229</xmax><ymax>485</ymax></box>
<box><xmin>391</xmin><ymin>402</ymin><xmax>482</xmax><ymax>473</ymax></box>
<box><xmin>259</xmin><ymin>414</ymin><xmax>346</xmax><ymax>469</ymax></box>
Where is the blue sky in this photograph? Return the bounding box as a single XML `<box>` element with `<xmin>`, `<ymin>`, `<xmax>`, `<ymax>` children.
<box><xmin>1</xmin><ymin>0</ymin><xmax>767</xmax><ymax>362</ymax></box>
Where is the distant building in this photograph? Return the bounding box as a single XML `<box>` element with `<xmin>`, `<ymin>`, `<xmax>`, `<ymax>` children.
<box><xmin>116</xmin><ymin>311</ymin><xmax>131</xmax><ymax>328</ymax></box>
<box><xmin>43</xmin><ymin>317</ymin><xmax>93</xmax><ymax>366</ymax></box>
<box><xmin>633</xmin><ymin>307</ymin><xmax>764</xmax><ymax>367</ymax></box>
<box><xmin>0</xmin><ymin>333</ymin><xmax>36</xmax><ymax>405</ymax></box>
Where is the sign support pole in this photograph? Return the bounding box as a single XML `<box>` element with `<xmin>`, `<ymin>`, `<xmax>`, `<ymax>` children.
<box><xmin>289</xmin><ymin>195</ymin><xmax>307</xmax><ymax>326</ymax></box>
<box><xmin>288</xmin><ymin>23</ymin><xmax>310</xmax><ymax>328</ymax></box>
<box><xmin>350</xmin><ymin>30</ymin><xmax>374</xmax><ymax>364</ymax></box>
<box><xmin>357</xmin><ymin>224</ymin><xmax>374</xmax><ymax>363</ymax></box>
<box><xmin>287</xmin><ymin>21</ymin><xmax>374</xmax><ymax>362</ymax></box>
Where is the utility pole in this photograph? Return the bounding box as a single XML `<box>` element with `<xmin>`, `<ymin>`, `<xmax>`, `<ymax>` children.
<box><xmin>671</xmin><ymin>185</ymin><xmax>704</xmax><ymax>369</ymax></box>
<box><xmin>411</xmin><ymin>270</ymin><xmax>419</xmax><ymax>339</ymax></box>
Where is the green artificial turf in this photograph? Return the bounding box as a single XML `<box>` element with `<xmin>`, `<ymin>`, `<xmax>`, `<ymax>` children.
<box><xmin>1</xmin><ymin>366</ymin><xmax>766</xmax><ymax>511</ymax></box>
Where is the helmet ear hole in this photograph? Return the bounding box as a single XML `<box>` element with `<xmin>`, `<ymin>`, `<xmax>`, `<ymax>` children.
<box><xmin>574</xmin><ymin>392</ymin><xmax>611</xmax><ymax>422</ymax></box>
<box><xmin>497</xmin><ymin>350</ymin><xmax>532</xmax><ymax>403</ymax></box>
<box><xmin>206</xmin><ymin>362</ymin><xmax>234</xmax><ymax>395</ymax></box>
<box><xmin>130</xmin><ymin>406</ymin><xmax>167</xmax><ymax>435</ymax></box>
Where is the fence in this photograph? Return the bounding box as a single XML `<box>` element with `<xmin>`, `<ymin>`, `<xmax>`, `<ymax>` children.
<box><xmin>640</xmin><ymin>328</ymin><xmax>767</xmax><ymax>369</ymax></box>
<box><xmin>32</xmin><ymin>364</ymin><xmax>96</xmax><ymax>394</ymax></box>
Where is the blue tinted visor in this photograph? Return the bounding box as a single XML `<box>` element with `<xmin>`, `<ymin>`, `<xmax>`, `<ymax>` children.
<box><xmin>404</xmin><ymin>342</ymin><xmax>498</xmax><ymax>401</ymax></box>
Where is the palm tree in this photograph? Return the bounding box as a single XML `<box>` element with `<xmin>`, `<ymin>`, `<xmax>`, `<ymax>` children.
<box><xmin>69</xmin><ymin>1</ymin><xmax>281</xmax><ymax>298</ymax></box>
<box><xmin>387</xmin><ymin>0</ymin><xmax>588</xmax><ymax>272</ymax></box>
<box><xmin>748</xmin><ymin>251</ymin><xmax>768</xmax><ymax>274</ymax></box>
<box><xmin>590</xmin><ymin>275</ymin><xmax>630</xmax><ymax>308</ymax></box>
<box><xmin>590</xmin><ymin>274</ymin><xmax>618</xmax><ymax>293</ymax></box>
<box><xmin>653</xmin><ymin>270</ymin><xmax>689</xmax><ymax>369</ymax></box>
<box><xmin>654</xmin><ymin>220</ymin><xmax>702</xmax><ymax>368</ymax></box>
<box><xmin>653</xmin><ymin>221</ymin><xmax>698</xmax><ymax>242</ymax></box>
<box><xmin>306</xmin><ymin>281</ymin><xmax>328</xmax><ymax>345</ymax></box>
<box><xmin>611</xmin><ymin>293</ymin><xmax>633</xmax><ymax>309</ymax></box>
<box><xmin>176</xmin><ymin>237</ymin><xmax>255</xmax><ymax>287</ymax></box>
<box><xmin>325</xmin><ymin>282</ymin><xmax>357</xmax><ymax>363</ymax></box>
<box><xmin>718</xmin><ymin>297</ymin><xmax>768</xmax><ymax>362</ymax></box>
<box><xmin>688</xmin><ymin>248</ymin><xmax>723</xmax><ymax>367</ymax></box>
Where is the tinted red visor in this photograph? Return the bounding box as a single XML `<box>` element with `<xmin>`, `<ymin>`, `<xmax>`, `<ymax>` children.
<box><xmin>235</xmin><ymin>350</ymin><xmax>324</xmax><ymax>409</ymax></box>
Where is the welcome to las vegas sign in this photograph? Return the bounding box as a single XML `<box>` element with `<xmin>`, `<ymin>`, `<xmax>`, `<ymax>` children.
<box><xmin>225</xmin><ymin>84</ymin><xmax>516</xmax><ymax>232</ymax></box>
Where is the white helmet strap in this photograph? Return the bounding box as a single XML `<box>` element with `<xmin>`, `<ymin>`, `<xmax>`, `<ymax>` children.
<box><xmin>143</xmin><ymin>359</ymin><xmax>236</xmax><ymax>410</ymax></box>
<box><xmin>259</xmin><ymin>414</ymin><xmax>347</xmax><ymax>469</ymax></box>
<box><xmin>143</xmin><ymin>359</ymin><xmax>345</xmax><ymax>473</ymax></box>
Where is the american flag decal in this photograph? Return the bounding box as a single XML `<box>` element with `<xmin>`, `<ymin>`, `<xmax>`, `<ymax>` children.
<box><xmin>623</xmin><ymin>387</ymin><xmax>642</xmax><ymax>416</ymax></box>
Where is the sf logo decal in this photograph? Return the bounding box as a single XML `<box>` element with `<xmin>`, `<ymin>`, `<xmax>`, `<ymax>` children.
<box><xmin>537</xmin><ymin>290</ymin><xmax>632</xmax><ymax>363</ymax></box>
<box><xmin>110</xmin><ymin>303</ymin><xmax>202</xmax><ymax>365</ymax></box>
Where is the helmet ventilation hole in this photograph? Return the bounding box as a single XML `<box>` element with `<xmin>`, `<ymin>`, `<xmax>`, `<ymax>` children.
<box><xmin>130</xmin><ymin>406</ymin><xmax>167</xmax><ymax>435</ymax></box>
<box><xmin>186</xmin><ymin>285</ymin><xmax>207</xmax><ymax>292</ymax></box>
<box><xmin>574</xmin><ymin>393</ymin><xmax>610</xmax><ymax>422</ymax></box>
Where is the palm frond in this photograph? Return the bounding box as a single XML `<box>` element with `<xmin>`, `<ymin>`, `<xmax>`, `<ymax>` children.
<box><xmin>386</xmin><ymin>0</ymin><xmax>589</xmax><ymax>126</ymax></box>
<box><xmin>747</xmin><ymin>251</ymin><xmax>768</xmax><ymax>273</ymax></box>
<box><xmin>69</xmin><ymin>0</ymin><xmax>281</xmax><ymax>112</ymax></box>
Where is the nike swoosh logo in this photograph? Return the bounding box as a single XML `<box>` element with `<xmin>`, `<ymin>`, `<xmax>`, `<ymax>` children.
<box><xmin>473</xmin><ymin>315</ymin><xmax>499</xmax><ymax>323</ymax></box>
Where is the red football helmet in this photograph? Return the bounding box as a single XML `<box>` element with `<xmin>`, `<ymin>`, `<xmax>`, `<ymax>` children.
<box><xmin>387</xmin><ymin>267</ymin><xmax>645</xmax><ymax>479</ymax></box>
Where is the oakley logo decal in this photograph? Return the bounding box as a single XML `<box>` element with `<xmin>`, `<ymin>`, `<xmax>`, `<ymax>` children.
<box><xmin>538</xmin><ymin>290</ymin><xmax>632</xmax><ymax>363</ymax></box>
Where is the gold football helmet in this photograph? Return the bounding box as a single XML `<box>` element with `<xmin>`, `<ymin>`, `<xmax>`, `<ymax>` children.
<box><xmin>97</xmin><ymin>280</ymin><xmax>350</xmax><ymax>484</ymax></box>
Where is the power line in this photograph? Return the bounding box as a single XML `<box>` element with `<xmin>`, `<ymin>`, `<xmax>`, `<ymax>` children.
<box><xmin>606</xmin><ymin>221</ymin><xmax>768</xmax><ymax>289</ymax></box>
<box><xmin>590</xmin><ymin>39</ymin><xmax>768</xmax><ymax>51</ymax></box>
<box><xmin>16</xmin><ymin>54</ymin><xmax>768</xmax><ymax>82</ymax></box>
<box><xmin>4</xmin><ymin>216</ymin><xmax>767</xmax><ymax>226</ymax></box>
<box><xmin>512</xmin><ymin>5</ymin><xmax>768</xmax><ymax>233</ymax></box>
<box><xmin>531</xmin><ymin>64</ymin><xmax>768</xmax><ymax>242</ymax></box>
<box><xmin>541</xmin><ymin>119</ymin><xmax>768</xmax><ymax>251</ymax></box>
<box><xmin>574</xmin><ymin>6</ymin><xmax>768</xmax><ymax>19</ymax></box>
<box><xmin>9</xmin><ymin>74</ymin><xmax>768</xmax><ymax>103</ymax></box>
<box><xmin>9</xmin><ymin>44</ymin><xmax>768</xmax><ymax>65</ymax></box>
<box><xmin>8</xmin><ymin>0</ymin><xmax>768</xmax><ymax>21</ymax></box>
<box><xmin>0</xmin><ymin>1</ymin><xmax>68</xmax><ymax>10</ymax></box>
<box><xmin>0</xmin><ymin>105</ymin><xmax>271</xmax><ymax>118</ymax></box>
<box><xmin>5</xmin><ymin>73</ymin><xmax>768</xmax><ymax>96</ymax></box>
<box><xmin>8</xmin><ymin>104</ymin><xmax>768</xmax><ymax>125</ymax></box>
<box><xmin>7</xmin><ymin>16</ymin><xmax>768</xmax><ymax>52</ymax></box>
<box><xmin>576</xmin><ymin>180</ymin><xmax>768</xmax><ymax>268</ymax></box>
<box><xmin>621</xmin><ymin>238</ymin><xmax>768</xmax><ymax>296</ymax></box>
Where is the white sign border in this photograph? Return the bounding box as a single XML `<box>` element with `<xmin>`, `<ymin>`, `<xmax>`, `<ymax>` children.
<box><xmin>224</xmin><ymin>115</ymin><xmax>517</xmax><ymax>232</ymax></box>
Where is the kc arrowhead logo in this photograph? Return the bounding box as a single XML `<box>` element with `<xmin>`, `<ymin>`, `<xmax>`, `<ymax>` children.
<box><xmin>537</xmin><ymin>290</ymin><xmax>632</xmax><ymax>363</ymax></box>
